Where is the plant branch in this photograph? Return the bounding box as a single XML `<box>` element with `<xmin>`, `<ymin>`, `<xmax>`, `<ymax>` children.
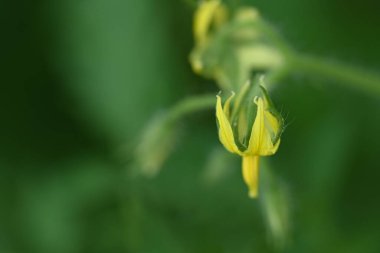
<box><xmin>293</xmin><ymin>54</ymin><xmax>380</xmax><ymax>96</ymax></box>
<box><xmin>167</xmin><ymin>94</ymin><xmax>216</xmax><ymax>122</ymax></box>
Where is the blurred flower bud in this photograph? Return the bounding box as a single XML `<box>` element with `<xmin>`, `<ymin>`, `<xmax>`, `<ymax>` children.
<box><xmin>232</xmin><ymin>7</ymin><xmax>260</xmax><ymax>41</ymax></box>
<box><xmin>193</xmin><ymin>0</ymin><xmax>228</xmax><ymax>47</ymax></box>
<box><xmin>201</xmin><ymin>146</ymin><xmax>236</xmax><ymax>185</ymax></box>
<box><xmin>134</xmin><ymin>113</ymin><xmax>180</xmax><ymax>177</ymax></box>
<box><xmin>191</xmin><ymin>0</ymin><xmax>228</xmax><ymax>75</ymax></box>
<box><xmin>190</xmin><ymin>3</ymin><xmax>286</xmax><ymax>90</ymax></box>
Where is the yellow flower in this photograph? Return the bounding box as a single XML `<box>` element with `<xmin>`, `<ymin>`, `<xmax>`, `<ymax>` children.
<box><xmin>193</xmin><ymin>0</ymin><xmax>227</xmax><ymax>46</ymax></box>
<box><xmin>215</xmin><ymin>83</ymin><xmax>283</xmax><ymax>198</ymax></box>
<box><xmin>191</xmin><ymin>0</ymin><xmax>228</xmax><ymax>75</ymax></box>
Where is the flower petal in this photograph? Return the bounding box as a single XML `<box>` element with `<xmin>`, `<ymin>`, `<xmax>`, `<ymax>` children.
<box><xmin>223</xmin><ymin>91</ymin><xmax>234</xmax><ymax>118</ymax></box>
<box><xmin>246</xmin><ymin>97</ymin><xmax>281</xmax><ymax>156</ymax></box>
<box><xmin>242</xmin><ymin>155</ymin><xmax>260</xmax><ymax>198</ymax></box>
<box><xmin>216</xmin><ymin>94</ymin><xmax>242</xmax><ymax>154</ymax></box>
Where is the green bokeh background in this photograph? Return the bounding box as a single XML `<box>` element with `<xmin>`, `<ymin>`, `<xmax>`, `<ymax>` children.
<box><xmin>2</xmin><ymin>0</ymin><xmax>380</xmax><ymax>252</ymax></box>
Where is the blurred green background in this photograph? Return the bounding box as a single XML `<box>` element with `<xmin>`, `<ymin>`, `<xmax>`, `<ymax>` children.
<box><xmin>2</xmin><ymin>0</ymin><xmax>380</xmax><ymax>252</ymax></box>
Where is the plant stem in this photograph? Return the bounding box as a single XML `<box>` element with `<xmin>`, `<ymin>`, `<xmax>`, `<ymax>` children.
<box><xmin>293</xmin><ymin>54</ymin><xmax>380</xmax><ymax>96</ymax></box>
<box><xmin>167</xmin><ymin>94</ymin><xmax>216</xmax><ymax>122</ymax></box>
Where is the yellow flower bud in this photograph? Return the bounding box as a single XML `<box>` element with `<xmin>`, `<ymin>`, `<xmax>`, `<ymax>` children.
<box><xmin>215</xmin><ymin>81</ymin><xmax>283</xmax><ymax>197</ymax></box>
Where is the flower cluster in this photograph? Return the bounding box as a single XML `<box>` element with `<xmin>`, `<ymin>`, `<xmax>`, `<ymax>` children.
<box><xmin>190</xmin><ymin>0</ymin><xmax>284</xmax><ymax>90</ymax></box>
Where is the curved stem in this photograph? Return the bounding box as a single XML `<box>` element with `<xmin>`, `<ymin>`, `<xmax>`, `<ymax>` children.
<box><xmin>293</xmin><ymin>54</ymin><xmax>380</xmax><ymax>96</ymax></box>
<box><xmin>167</xmin><ymin>94</ymin><xmax>216</xmax><ymax>122</ymax></box>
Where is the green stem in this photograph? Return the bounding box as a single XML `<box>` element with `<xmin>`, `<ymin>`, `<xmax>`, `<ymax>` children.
<box><xmin>167</xmin><ymin>94</ymin><xmax>216</xmax><ymax>122</ymax></box>
<box><xmin>224</xmin><ymin>19</ymin><xmax>380</xmax><ymax>96</ymax></box>
<box><xmin>293</xmin><ymin>54</ymin><xmax>380</xmax><ymax>96</ymax></box>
